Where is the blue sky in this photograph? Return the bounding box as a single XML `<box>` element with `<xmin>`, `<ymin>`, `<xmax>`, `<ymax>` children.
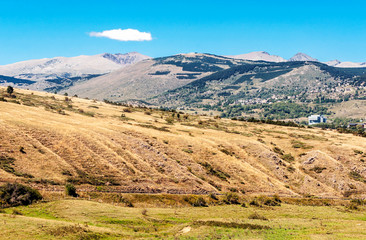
<box><xmin>0</xmin><ymin>0</ymin><xmax>366</xmax><ymax>64</ymax></box>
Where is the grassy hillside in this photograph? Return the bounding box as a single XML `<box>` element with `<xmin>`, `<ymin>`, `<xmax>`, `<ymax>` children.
<box><xmin>1</xmin><ymin>87</ymin><xmax>366</xmax><ymax>199</ymax></box>
<box><xmin>0</xmin><ymin>199</ymin><xmax>365</xmax><ymax>239</ymax></box>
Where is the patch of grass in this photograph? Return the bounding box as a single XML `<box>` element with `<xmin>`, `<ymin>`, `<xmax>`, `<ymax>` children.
<box><xmin>11</xmin><ymin>209</ymin><xmax>23</xmax><ymax>215</ymax></box>
<box><xmin>310</xmin><ymin>166</ymin><xmax>327</xmax><ymax>173</ymax></box>
<box><xmin>138</xmin><ymin>124</ymin><xmax>170</xmax><ymax>132</ymax></box>
<box><xmin>248</xmin><ymin>212</ymin><xmax>268</xmax><ymax>221</ymax></box>
<box><xmin>194</xmin><ymin>220</ymin><xmax>270</xmax><ymax>229</ymax></box>
<box><xmin>291</xmin><ymin>140</ymin><xmax>313</xmax><ymax>149</ymax></box>
<box><xmin>88</xmin><ymin>105</ymin><xmax>99</xmax><ymax>109</ymax></box>
<box><xmin>349</xmin><ymin>171</ymin><xmax>366</xmax><ymax>183</ymax></box>
<box><xmin>78</xmin><ymin>109</ymin><xmax>95</xmax><ymax>117</ymax></box>
<box><xmin>67</xmin><ymin>170</ymin><xmax>120</xmax><ymax>186</ymax></box>
<box><xmin>46</xmin><ymin>224</ymin><xmax>103</xmax><ymax>239</ymax></box>
<box><xmin>199</xmin><ymin>162</ymin><xmax>230</xmax><ymax>180</ymax></box>
<box><xmin>182</xmin><ymin>148</ymin><xmax>193</xmax><ymax>154</ymax></box>
<box><xmin>281</xmin><ymin>153</ymin><xmax>295</xmax><ymax>163</ymax></box>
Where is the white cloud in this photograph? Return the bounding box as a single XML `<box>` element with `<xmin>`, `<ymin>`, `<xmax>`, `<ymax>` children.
<box><xmin>89</xmin><ymin>28</ymin><xmax>152</xmax><ymax>41</ymax></box>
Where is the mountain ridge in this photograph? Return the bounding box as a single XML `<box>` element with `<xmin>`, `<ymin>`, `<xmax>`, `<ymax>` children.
<box><xmin>228</xmin><ymin>51</ymin><xmax>366</xmax><ymax>68</ymax></box>
<box><xmin>0</xmin><ymin>52</ymin><xmax>150</xmax><ymax>92</ymax></box>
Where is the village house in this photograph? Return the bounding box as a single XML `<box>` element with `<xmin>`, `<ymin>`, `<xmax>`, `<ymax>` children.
<box><xmin>308</xmin><ymin>115</ymin><xmax>327</xmax><ymax>125</ymax></box>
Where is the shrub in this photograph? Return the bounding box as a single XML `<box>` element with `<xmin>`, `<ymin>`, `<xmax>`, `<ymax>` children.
<box><xmin>182</xmin><ymin>148</ymin><xmax>193</xmax><ymax>154</ymax></box>
<box><xmin>310</xmin><ymin>166</ymin><xmax>327</xmax><ymax>173</ymax></box>
<box><xmin>113</xmin><ymin>194</ymin><xmax>134</xmax><ymax>207</ymax></box>
<box><xmin>123</xmin><ymin>108</ymin><xmax>133</xmax><ymax>113</ymax></box>
<box><xmin>7</xmin><ymin>86</ymin><xmax>14</xmax><ymax>95</ymax></box>
<box><xmin>346</xmin><ymin>203</ymin><xmax>359</xmax><ymax>211</ymax></box>
<box><xmin>281</xmin><ymin>153</ymin><xmax>295</xmax><ymax>163</ymax></box>
<box><xmin>0</xmin><ymin>183</ymin><xmax>42</xmax><ymax>207</ymax></box>
<box><xmin>263</xmin><ymin>198</ymin><xmax>281</xmax><ymax>206</ymax></box>
<box><xmin>209</xmin><ymin>193</ymin><xmax>218</xmax><ymax>200</ymax></box>
<box><xmin>249</xmin><ymin>199</ymin><xmax>261</xmax><ymax>207</ymax></box>
<box><xmin>141</xmin><ymin>209</ymin><xmax>148</xmax><ymax>216</ymax></box>
<box><xmin>223</xmin><ymin>192</ymin><xmax>240</xmax><ymax>205</ymax></box>
<box><xmin>19</xmin><ymin>146</ymin><xmax>26</xmax><ymax>154</ymax></box>
<box><xmin>65</xmin><ymin>183</ymin><xmax>78</xmax><ymax>197</ymax></box>
<box><xmin>248</xmin><ymin>212</ymin><xmax>268</xmax><ymax>221</ymax></box>
<box><xmin>287</xmin><ymin>166</ymin><xmax>296</xmax><ymax>173</ymax></box>
<box><xmin>165</xmin><ymin>117</ymin><xmax>174</xmax><ymax>124</ymax></box>
<box><xmin>199</xmin><ymin>162</ymin><xmax>230</xmax><ymax>180</ymax></box>
<box><xmin>273</xmin><ymin>147</ymin><xmax>284</xmax><ymax>155</ymax></box>
<box><xmin>183</xmin><ymin>195</ymin><xmax>208</xmax><ymax>207</ymax></box>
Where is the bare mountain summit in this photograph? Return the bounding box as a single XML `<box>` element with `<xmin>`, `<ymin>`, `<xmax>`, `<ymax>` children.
<box><xmin>228</xmin><ymin>51</ymin><xmax>286</xmax><ymax>62</ymax></box>
<box><xmin>289</xmin><ymin>52</ymin><xmax>318</xmax><ymax>62</ymax></box>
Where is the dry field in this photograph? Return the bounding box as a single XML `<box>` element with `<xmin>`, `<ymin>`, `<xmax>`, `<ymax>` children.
<box><xmin>0</xmin><ymin>87</ymin><xmax>366</xmax><ymax>198</ymax></box>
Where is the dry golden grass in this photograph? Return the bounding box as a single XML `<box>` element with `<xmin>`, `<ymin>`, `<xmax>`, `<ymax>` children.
<box><xmin>0</xmin><ymin>87</ymin><xmax>366</xmax><ymax>199</ymax></box>
<box><xmin>330</xmin><ymin>99</ymin><xmax>366</xmax><ymax>118</ymax></box>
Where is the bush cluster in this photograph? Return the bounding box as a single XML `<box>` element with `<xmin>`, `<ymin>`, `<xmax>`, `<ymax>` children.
<box><xmin>0</xmin><ymin>183</ymin><xmax>42</xmax><ymax>207</ymax></box>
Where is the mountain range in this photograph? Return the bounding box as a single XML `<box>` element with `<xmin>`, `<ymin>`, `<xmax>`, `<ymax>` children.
<box><xmin>1</xmin><ymin>51</ymin><xmax>366</xmax><ymax>120</ymax></box>
<box><xmin>0</xmin><ymin>52</ymin><xmax>150</xmax><ymax>92</ymax></box>
<box><xmin>229</xmin><ymin>51</ymin><xmax>366</xmax><ymax>67</ymax></box>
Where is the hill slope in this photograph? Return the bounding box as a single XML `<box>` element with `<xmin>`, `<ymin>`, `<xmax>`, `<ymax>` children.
<box><xmin>1</xmin><ymin>87</ymin><xmax>366</xmax><ymax>198</ymax></box>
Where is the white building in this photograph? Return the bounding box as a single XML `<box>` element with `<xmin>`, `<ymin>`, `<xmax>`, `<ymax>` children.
<box><xmin>308</xmin><ymin>115</ymin><xmax>327</xmax><ymax>125</ymax></box>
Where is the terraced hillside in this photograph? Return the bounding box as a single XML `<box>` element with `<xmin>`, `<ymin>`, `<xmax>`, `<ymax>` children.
<box><xmin>0</xmin><ymin>87</ymin><xmax>366</xmax><ymax>198</ymax></box>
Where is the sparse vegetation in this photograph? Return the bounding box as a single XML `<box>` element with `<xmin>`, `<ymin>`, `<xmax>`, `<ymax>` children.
<box><xmin>183</xmin><ymin>195</ymin><xmax>208</xmax><ymax>207</ymax></box>
<box><xmin>223</xmin><ymin>192</ymin><xmax>240</xmax><ymax>204</ymax></box>
<box><xmin>310</xmin><ymin>166</ymin><xmax>327</xmax><ymax>173</ymax></box>
<box><xmin>281</xmin><ymin>153</ymin><xmax>295</xmax><ymax>163</ymax></box>
<box><xmin>248</xmin><ymin>212</ymin><xmax>268</xmax><ymax>221</ymax></box>
<box><xmin>349</xmin><ymin>171</ymin><xmax>366</xmax><ymax>183</ymax></box>
<box><xmin>199</xmin><ymin>162</ymin><xmax>230</xmax><ymax>180</ymax></box>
